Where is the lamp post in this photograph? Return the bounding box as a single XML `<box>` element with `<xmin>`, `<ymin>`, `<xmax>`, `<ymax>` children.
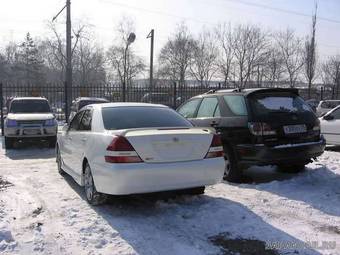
<box><xmin>122</xmin><ymin>32</ymin><xmax>136</xmax><ymax>102</ymax></box>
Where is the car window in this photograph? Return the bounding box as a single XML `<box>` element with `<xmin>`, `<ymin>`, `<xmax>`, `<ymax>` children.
<box><xmin>9</xmin><ymin>99</ymin><xmax>51</xmax><ymax>113</ymax></box>
<box><xmin>79</xmin><ymin>110</ymin><xmax>92</xmax><ymax>131</ymax></box>
<box><xmin>196</xmin><ymin>97</ymin><xmax>219</xmax><ymax>118</ymax></box>
<box><xmin>177</xmin><ymin>99</ymin><xmax>201</xmax><ymax>118</ymax></box>
<box><xmin>214</xmin><ymin>106</ymin><xmax>221</xmax><ymax>117</ymax></box>
<box><xmin>330</xmin><ymin>108</ymin><xmax>340</xmax><ymax>120</ymax></box>
<box><xmin>102</xmin><ymin>107</ymin><xmax>192</xmax><ymax>130</ymax></box>
<box><xmin>223</xmin><ymin>95</ymin><xmax>247</xmax><ymax>116</ymax></box>
<box><xmin>69</xmin><ymin>111</ymin><xmax>84</xmax><ymax>131</ymax></box>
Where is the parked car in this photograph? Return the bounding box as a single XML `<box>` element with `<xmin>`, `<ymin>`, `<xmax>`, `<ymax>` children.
<box><xmin>305</xmin><ymin>99</ymin><xmax>319</xmax><ymax>112</ymax></box>
<box><xmin>177</xmin><ymin>88</ymin><xmax>326</xmax><ymax>182</ymax></box>
<box><xmin>56</xmin><ymin>103</ymin><xmax>225</xmax><ymax>205</ymax></box>
<box><xmin>141</xmin><ymin>93</ymin><xmax>180</xmax><ymax>107</ymax></box>
<box><xmin>69</xmin><ymin>97</ymin><xmax>109</xmax><ymax>121</ymax></box>
<box><xmin>316</xmin><ymin>100</ymin><xmax>340</xmax><ymax>117</ymax></box>
<box><xmin>320</xmin><ymin>105</ymin><xmax>340</xmax><ymax>145</ymax></box>
<box><xmin>4</xmin><ymin>97</ymin><xmax>58</xmax><ymax>149</ymax></box>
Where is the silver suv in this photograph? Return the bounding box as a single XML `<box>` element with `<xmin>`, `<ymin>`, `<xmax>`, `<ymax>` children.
<box><xmin>4</xmin><ymin>97</ymin><xmax>58</xmax><ymax>149</ymax></box>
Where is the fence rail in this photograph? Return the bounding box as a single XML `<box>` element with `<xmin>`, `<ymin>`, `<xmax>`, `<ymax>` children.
<box><xmin>0</xmin><ymin>81</ymin><xmax>337</xmax><ymax>136</ymax></box>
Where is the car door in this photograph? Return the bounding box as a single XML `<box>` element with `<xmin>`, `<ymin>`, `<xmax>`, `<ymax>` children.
<box><xmin>177</xmin><ymin>98</ymin><xmax>202</xmax><ymax>123</ymax></box>
<box><xmin>63</xmin><ymin>111</ymin><xmax>84</xmax><ymax>172</ymax></box>
<box><xmin>321</xmin><ymin>107</ymin><xmax>340</xmax><ymax>145</ymax></box>
<box><xmin>70</xmin><ymin>109</ymin><xmax>93</xmax><ymax>175</ymax></box>
<box><xmin>190</xmin><ymin>97</ymin><xmax>221</xmax><ymax>128</ymax></box>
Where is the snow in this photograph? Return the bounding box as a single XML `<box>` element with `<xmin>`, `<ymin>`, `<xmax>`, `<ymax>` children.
<box><xmin>0</xmin><ymin>138</ymin><xmax>340</xmax><ymax>255</ymax></box>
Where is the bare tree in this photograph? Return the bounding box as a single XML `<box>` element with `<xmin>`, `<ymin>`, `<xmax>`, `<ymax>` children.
<box><xmin>215</xmin><ymin>23</ymin><xmax>234</xmax><ymax>86</ymax></box>
<box><xmin>158</xmin><ymin>23</ymin><xmax>195</xmax><ymax>88</ymax></box>
<box><xmin>263</xmin><ymin>42</ymin><xmax>285</xmax><ymax>86</ymax></box>
<box><xmin>322</xmin><ymin>56</ymin><xmax>340</xmax><ymax>99</ymax></box>
<box><xmin>189</xmin><ymin>29</ymin><xmax>218</xmax><ymax>87</ymax></box>
<box><xmin>106</xmin><ymin>16</ymin><xmax>145</xmax><ymax>86</ymax></box>
<box><xmin>304</xmin><ymin>3</ymin><xmax>318</xmax><ymax>98</ymax></box>
<box><xmin>232</xmin><ymin>24</ymin><xmax>268</xmax><ymax>88</ymax></box>
<box><xmin>276</xmin><ymin>29</ymin><xmax>304</xmax><ymax>88</ymax></box>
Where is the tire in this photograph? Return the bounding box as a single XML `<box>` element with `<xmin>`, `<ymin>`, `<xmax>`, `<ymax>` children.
<box><xmin>277</xmin><ymin>164</ymin><xmax>306</xmax><ymax>173</ymax></box>
<box><xmin>56</xmin><ymin>146</ymin><xmax>65</xmax><ymax>175</ymax></box>
<box><xmin>182</xmin><ymin>186</ymin><xmax>205</xmax><ymax>195</ymax></box>
<box><xmin>4</xmin><ymin>137</ymin><xmax>14</xmax><ymax>150</ymax></box>
<box><xmin>84</xmin><ymin>163</ymin><xmax>107</xmax><ymax>205</ymax></box>
<box><xmin>48</xmin><ymin>136</ymin><xmax>57</xmax><ymax>148</ymax></box>
<box><xmin>223</xmin><ymin>145</ymin><xmax>242</xmax><ymax>183</ymax></box>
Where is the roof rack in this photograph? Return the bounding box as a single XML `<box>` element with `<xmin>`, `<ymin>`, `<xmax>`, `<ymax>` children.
<box><xmin>215</xmin><ymin>88</ymin><xmax>242</xmax><ymax>93</ymax></box>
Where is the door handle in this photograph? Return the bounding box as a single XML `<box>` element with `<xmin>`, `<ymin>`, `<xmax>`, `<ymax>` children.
<box><xmin>81</xmin><ymin>138</ymin><xmax>87</xmax><ymax>142</ymax></box>
<box><xmin>210</xmin><ymin>121</ymin><xmax>219</xmax><ymax>127</ymax></box>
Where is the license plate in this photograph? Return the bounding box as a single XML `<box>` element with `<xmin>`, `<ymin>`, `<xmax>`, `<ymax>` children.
<box><xmin>24</xmin><ymin>129</ymin><xmax>40</xmax><ymax>135</ymax></box>
<box><xmin>283</xmin><ymin>125</ymin><xmax>307</xmax><ymax>134</ymax></box>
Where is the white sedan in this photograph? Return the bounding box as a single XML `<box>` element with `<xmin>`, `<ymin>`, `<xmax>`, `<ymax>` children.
<box><xmin>56</xmin><ymin>103</ymin><xmax>225</xmax><ymax>205</ymax></box>
<box><xmin>320</xmin><ymin>105</ymin><xmax>340</xmax><ymax>145</ymax></box>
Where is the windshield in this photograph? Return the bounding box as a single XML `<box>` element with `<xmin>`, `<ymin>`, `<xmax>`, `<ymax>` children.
<box><xmin>9</xmin><ymin>100</ymin><xmax>51</xmax><ymax>113</ymax></box>
<box><xmin>102</xmin><ymin>107</ymin><xmax>192</xmax><ymax>130</ymax></box>
<box><xmin>249</xmin><ymin>93</ymin><xmax>312</xmax><ymax>115</ymax></box>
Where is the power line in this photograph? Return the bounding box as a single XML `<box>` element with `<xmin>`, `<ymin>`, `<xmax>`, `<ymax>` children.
<box><xmin>221</xmin><ymin>0</ymin><xmax>340</xmax><ymax>25</ymax></box>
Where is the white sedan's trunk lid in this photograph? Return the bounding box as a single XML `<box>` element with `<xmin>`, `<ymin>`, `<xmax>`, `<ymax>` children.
<box><xmin>123</xmin><ymin>128</ymin><xmax>213</xmax><ymax>163</ymax></box>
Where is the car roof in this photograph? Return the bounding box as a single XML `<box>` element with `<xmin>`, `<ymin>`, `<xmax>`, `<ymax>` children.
<box><xmin>11</xmin><ymin>97</ymin><xmax>47</xmax><ymax>101</ymax></box>
<box><xmin>75</xmin><ymin>97</ymin><xmax>109</xmax><ymax>102</ymax></box>
<box><xmin>88</xmin><ymin>102</ymin><xmax>169</xmax><ymax>109</ymax></box>
<box><xmin>195</xmin><ymin>88</ymin><xmax>299</xmax><ymax>98</ymax></box>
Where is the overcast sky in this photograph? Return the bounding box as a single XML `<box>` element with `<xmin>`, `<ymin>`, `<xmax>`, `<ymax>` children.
<box><xmin>0</xmin><ymin>0</ymin><xmax>339</xmax><ymax>62</ymax></box>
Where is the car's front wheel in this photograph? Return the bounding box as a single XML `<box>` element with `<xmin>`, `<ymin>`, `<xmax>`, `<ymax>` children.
<box><xmin>84</xmin><ymin>163</ymin><xmax>107</xmax><ymax>205</ymax></box>
<box><xmin>4</xmin><ymin>137</ymin><xmax>14</xmax><ymax>149</ymax></box>
<box><xmin>223</xmin><ymin>146</ymin><xmax>242</xmax><ymax>183</ymax></box>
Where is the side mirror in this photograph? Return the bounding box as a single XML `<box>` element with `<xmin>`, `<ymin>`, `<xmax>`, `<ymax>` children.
<box><xmin>323</xmin><ymin>115</ymin><xmax>334</xmax><ymax>121</ymax></box>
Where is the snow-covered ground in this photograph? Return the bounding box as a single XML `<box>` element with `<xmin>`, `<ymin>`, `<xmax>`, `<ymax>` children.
<box><xmin>0</xmin><ymin>139</ymin><xmax>339</xmax><ymax>255</ymax></box>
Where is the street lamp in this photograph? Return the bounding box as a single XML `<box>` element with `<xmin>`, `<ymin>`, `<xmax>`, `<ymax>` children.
<box><xmin>122</xmin><ymin>32</ymin><xmax>136</xmax><ymax>102</ymax></box>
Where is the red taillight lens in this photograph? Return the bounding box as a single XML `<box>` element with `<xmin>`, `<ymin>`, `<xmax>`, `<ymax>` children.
<box><xmin>248</xmin><ymin>122</ymin><xmax>276</xmax><ymax>136</ymax></box>
<box><xmin>105</xmin><ymin>136</ymin><xmax>143</xmax><ymax>163</ymax></box>
<box><xmin>205</xmin><ymin>134</ymin><xmax>224</xmax><ymax>158</ymax></box>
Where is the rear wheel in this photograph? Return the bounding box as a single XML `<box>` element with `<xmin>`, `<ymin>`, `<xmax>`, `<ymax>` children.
<box><xmin>277</xmin><ymin>164</ymin><xmax>306</xmax><ymax>173</ymax></box>
<box><xmin>84</xmin><ymin>163</ymin><xmax>107</xmax><ymax>205</ymax></box>
<box><xmin>223</xmin><ymin>146</ymin><xmax>242</xmax><ymax>182</ymax></box>
<box><xmin>4</xmin><ymin>137</ymin><xmax>14</xmax><ymax>149</ymax></box>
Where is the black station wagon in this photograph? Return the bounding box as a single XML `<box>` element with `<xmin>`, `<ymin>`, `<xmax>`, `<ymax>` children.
<box><xmin>177</xmin><ymin>88</ymin><xmax>326</xmax><ymax>182</ymax></box>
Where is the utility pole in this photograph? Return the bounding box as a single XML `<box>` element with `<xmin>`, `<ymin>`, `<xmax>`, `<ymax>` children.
<box><xmin>147</xmin><ymin>29</ymin><xmax>154</xmax><ymax>102</ymax></box>
<box><xmin>52</xmin><ymin>0</ymin><xmax>72</xmax><ymax>122</ymax></box>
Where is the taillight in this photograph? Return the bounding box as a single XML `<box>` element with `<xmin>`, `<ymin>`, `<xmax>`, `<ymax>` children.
<box><xmin>248</xmin><ymin>122</ymin><xmax>276</xmax><ymax>136</ymax></box>
<box><xmin>105</xmin><ymin>136</ymin><xmax>143</xmax><ymax>163</ymax></box>
<box><xmin>205</xmin><ymin>134</ymin><xmax>224</xmax><ymax>158</ymax></box>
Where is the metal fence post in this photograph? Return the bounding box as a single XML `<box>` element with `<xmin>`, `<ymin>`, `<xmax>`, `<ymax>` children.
<box><xmin>0</xmin><ymin>83</ymin><xmax>4</xmax><ymax>136</ymax></box>
<box><xmin>173</xmin><ymin>82</ymin><xmax>177</xmax><ymax>109</ymax></box>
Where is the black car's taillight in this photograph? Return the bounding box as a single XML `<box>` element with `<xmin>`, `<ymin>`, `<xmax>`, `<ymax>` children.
<box><xmin>248</xmin><ymin>122</ymin><xmax>276</xmax><ymax>136</ymax></box>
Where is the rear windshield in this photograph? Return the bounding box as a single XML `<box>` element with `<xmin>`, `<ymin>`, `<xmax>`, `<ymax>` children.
<box><xmin>9</xmin><ymin>100</ymin><xmax>51</xmax><ymax>113</ymax></box>
<box><xmin>79</xmin><ymin>100</ymin><xmax>107</xmax><ymax>109</ymax></box>
<box><xmin>102</xmin><ymin>107</ymin><xmax>192</xmax><ymax>130</ymax></box>
<box><xmin>248</xmin><ymin>93</ymin><xmax>312</xmax><ymax>116</ymax></box>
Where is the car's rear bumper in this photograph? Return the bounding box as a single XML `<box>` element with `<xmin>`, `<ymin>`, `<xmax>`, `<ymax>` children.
<box><xmin>236</xmin><ymin>137</ymin><xmax>326</xmax><ymax>166</ymax></box>
<box><xmin>92</xmin><ymin>158</ymin><xmax>225</xmax><ymax>195</ymax></box>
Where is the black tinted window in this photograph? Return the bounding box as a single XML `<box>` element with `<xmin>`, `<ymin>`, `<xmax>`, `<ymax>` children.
<box><xmin>177</xmin><ymin>99</ymin><xmax>201</xmax><ymax>118</ymax></box>
<box><xmin>197</xmin><ymin>97</ymin><xmax>219</xmax><ymax>118</ymax></box>
<box><xmin>79</xmin><ymin>110</ymin><xmax>92</xmax><ymax>131</ymax></box>
<box><xmin>102</xmin><ymin>107</ymin><xmax>192</xmax><ymax>130</ymax></box>
<box><xmin>330</xmin><ymin>108</ymin><xmax>340</xmax><ymax>120</ymax></box>
<box><xmin>249</xmin><ymin>93</ymin><xmax>312</xmax><ymax>115</ymax></box>
<box><xmin>69</xmin><ymin>112</ymin><xmax>84</xmax><ymax>131</ymax></box>
<box><xmin>10</xmin><ymin>100</ymin><xmax>51</xmax><ymax>113</ymax></box>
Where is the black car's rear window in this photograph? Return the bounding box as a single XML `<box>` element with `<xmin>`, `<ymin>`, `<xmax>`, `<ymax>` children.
<box><xmin>248</xmin><ymin>92</ymin><xmax>312</xmax><ymax>116</ymax></box>
<box><xmin>102</xmin><ymin>107</ymin><xmax>192</xmax><ymax>130</ymax></box>
<box><xmin>9</xmin><ymin>100</ymin><xmax>51</xmax><ymax>113</ymax></box>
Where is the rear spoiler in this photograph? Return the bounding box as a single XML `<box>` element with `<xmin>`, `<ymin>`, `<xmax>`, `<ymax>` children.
<box><xmin>109</xmin><ymin>127</ymin><xmax>216</xmax><ymax>136</ymax></box>
<box><xmin>244</xmin><ymin>88</ymin><xmax>299</xmax><ymax>97</ymax></box>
